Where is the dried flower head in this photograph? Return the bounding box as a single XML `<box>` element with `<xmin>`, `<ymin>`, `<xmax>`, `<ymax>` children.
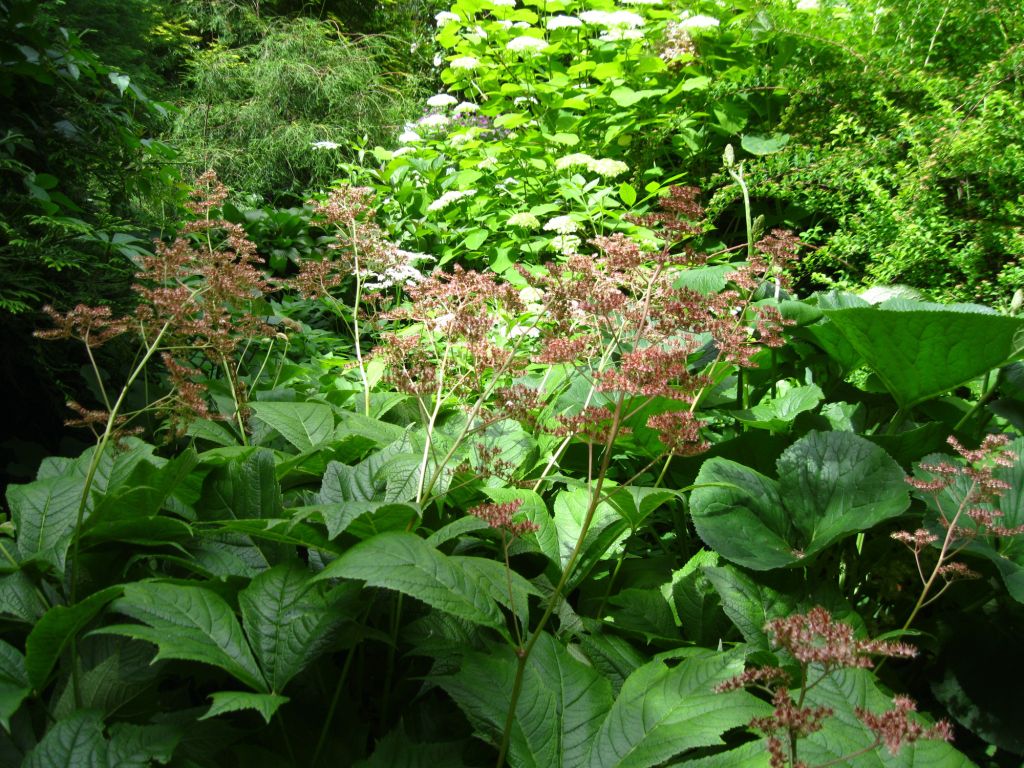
<box><xmin>468</xmin><ymin>499</ymin><xmax>539</xmax><ymax>537</ymax></box>
<box><xmin>766</xmin><ymin>607</ymin><xmax>917</xmax><ymax>669</ymax></box>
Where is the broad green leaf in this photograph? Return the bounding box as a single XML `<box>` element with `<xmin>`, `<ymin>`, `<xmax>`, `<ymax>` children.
<box><xmin>464</xmin><ymin>227</ymin><xmax>490</xmax><ymax>250</ymax></box>
<box><xmin>454</xmin><ymin>556</ymin><xmax>539</xmax><ymax>631</ymax></box>
<box><xmin>731</xmin><ymin>383</ymin><xmax>824</xmax><ymax>431</ymax></box>
<box><xmin>701</xmin><ymin>565</ymin><xmax>797</xmax><ymax>647</ymax></box>
<box><xmin>574</xmin><ymin>632</ymin><xmax>646</xmax><ymax>696</ymax></box>
<box><xmin>314</xmin><ymin>500</ymin><xmax>419</xmax><ymax>540</ymax></box>
<box><xmin>199</xmin><ymin>449</ymin><xmax>283</xmax><ymax>521</ymax></box>
<box><xmin>690</xmin><ymin>432</ymin><xmax>908</xmax><ymax>569</ymax></box>
<box><xmin>239</xmin><ymin>562</ymin><xmax>345</xmax><ymax>692</ymax></box>
<box><xmin>688</xmin><ymin>461</ymin><xmax>794</xmax><ymax>570</ymax></box>
<box><xmin>668</xmin><ymin>550</ymin><xmax>730</xmax><ymax>646</ymax></box>
<box><xmin>26</xmin><ymin>586</ymin><xmax>124</xmax><ymax>691</ymax></box>
<box><xmin>554</xmin><ymin>489</ymin><xmax>628</xmax><ymax>577</ymax></box>
<box><xmin>0</xmin><ymin>570</ymin><xmax>48</xmax><ymax>623</ymax></box>
<box><xmin>440</xmin><ymin>633</ymin><xmax>613</xmax><ymax>768</ymax></box>
<box><xmin>619</xmin><ymin>183</ymin><xmax>637</xmax><ymax>206</ymax></box>
<box><xmin>250</xmin><ymin>401</ymin><xmax>334</xmax><ymax>452</ymax></box>
<box><xmin>740</xmin><ymin>133</ymin><xmax>790</xmax><ymax>155</ymax></box>
<box><xmin>823</xmin><ymin>303</ymin><xmax>1024</xmax><ymax>408</ymax></box>
<box><xmin>358</xmin><ymin>726</ymin><xmax>467</xmax><ymax>768</ymax></box>
<box><xmin>200</xmin><ymin>691</ymin><xmax>289</xmax><ymax>724</ymax></box>
<box><xmin>0</xmin><ymin>639</ymin><xmax>29</xmax><ymax>730</ymax></box>
<box><xmin>606</xmin><ymin>588</ymin><xmax>679</xmax><ymax>643</ymax></box>
<box><xmin>23</xmin><ymin>709</ymin><xmax>106</xmax><ymax>768</ymax></box>
<box><xmin>672</xmin><ymin>739</ymin><xmax>767</xmax><ymax>767</ymax></box>
<box><xmin>53</xmin><ymin>637</ymin><xmax>162</xmax><ymax>719</ymax></box>
<box><xmin>87</xmin><ymin>448</ymin><xmax>197</xmax><ymax>528</ymax></box>
<box><xmin>314</xmin><ymin>532</ymin><xmax>505</xmax><ymax>630</ymax></box>
<box><xmin>606</xmin><ymin>487</ymin><xmax>680</xmax><ymax>530</ymax></box>
<box><xmin>98</xmin><ymin>582</ymin><xmax>266</xmax><ymax>692</ymax></box>
<box><xmin>586</xmin><ymin>650</ymin><xmax>769</xmax><ymax>768</ymax></box>
<box><xmin>777</xmin><ymin>431</ymin><xmax>908</xmax><ymax>555</ymax></box>
<box><xmin>7</xmin><ymin>473</ymin><xmax>83</xmax><ymax>573</ymax></box>
<box><xmin>105</xmin><ymin>722</ymin><xmax>182</xmax><ymax>767</ymax></box>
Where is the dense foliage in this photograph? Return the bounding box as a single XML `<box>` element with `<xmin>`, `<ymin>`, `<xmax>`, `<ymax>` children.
<box><xmin>2</xmin><ymin>1</ymin><xmax>1024</xmax><ymax>767</ymax></box>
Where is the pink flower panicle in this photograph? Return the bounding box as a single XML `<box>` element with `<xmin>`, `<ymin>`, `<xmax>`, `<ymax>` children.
<box><xmin>646</xmin><ymin>410</ymin><xmax>709</xmax><ymax>456</ymax></box>
<box><xmin>468</xmin><ymin>499</ymin><xmax>539</xmax><ymax>538</ymax></box>
<box><xmin>35</xmin><ymin>304</ymin><xmax>128</xmax><ymax>348</ymax></box>
<box><xmin>855</xmin><ymin>696</ymin><xmax>953</xmax><ymax>755</ymax></box>
<box><xmin>766</xmin><ymin>606</ymin><xmax>917</xmax><ymax>670</ymax></box>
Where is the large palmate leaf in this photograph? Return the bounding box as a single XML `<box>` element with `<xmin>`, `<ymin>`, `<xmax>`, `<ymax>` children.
<box><xmin>239</xmin><ymin>562</ymin><xmax>346</xmax><ymax>692</ymax></box>
<box><xmin>25</xmin><ymin>586</ymin><xmax>124</xmax><ymax>691</ymax></box>
<box><xmin>823</xmin><ymin>301</ymin><xmax>1024</xmax><ymax>409</ymax></box>
<box><xmin>440</xmin><ymin>633</ymin><xmax>613</xmax><ymax>768</ymax></box>
<box><xmin>249</xmin><ymin>401</ymin><xmax>335</xmax><ymax>452</ymax></box>
<box><xmin>314</xmin><ymin>531</ymin><xmax>506</xmax><ymax>631</ymax></box>
<box><xmin>98</xmin><ymin>582</ymin><xmax>266</xmax><ymax>692</ymax></box>
<box><xmin>586</xmin><ymin>650</ymin><xmax>768</xmax><ymax>768</ymax></box>
<box><xmin>441</xmin><ymin>638</ymin><xmax>766</xmax><ymax>768</ymax></box>
<box><xmin>7</xmin><ymin>473</ymin><xmax>83</xmax><ymax>574</ymax></box>
<box><xmin>690</xmin><ymin>431</ymin><xmax>908</xmax><ymax>570</ymax></box>
<box><xmin>199</xmin><ymin>448</ymin><xmax>283</xmax><ymax>521</ymax></box>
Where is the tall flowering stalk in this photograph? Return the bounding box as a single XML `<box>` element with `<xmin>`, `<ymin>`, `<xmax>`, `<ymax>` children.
<box><xmin>892</xmin><ymin>434</ymin><xmax>1021</xmax><ymax>634</ymax></box>
<box><xmin>716</xmin><ymin>607</ymin><xmax>952</xmax><ymax>768</ymax></box>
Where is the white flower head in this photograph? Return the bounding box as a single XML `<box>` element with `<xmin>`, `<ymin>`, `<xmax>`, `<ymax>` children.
<box><xmin>392</xmin><ymin>146</ymin><xmax>416</xmax><ymax>157</ymax></box>
<box><xmin>546</xmin><ymin>14</ymin><xmax>583</xmax><ymax>30</ymax></box>
<box><xmin>490</xmin><ymin>0</ymin><xmax>516</xmax><ymax>6</ymax></box>
<box><xmin>620</xmin><ymin>0</ymin><xmax>662</xmax><ymax>4</ymax></box>
<box><xmin>427</xmin><ymin>189</ymin><xmax>477</xmax><ymax>212</ymax></box>
<box><xmin>550</xmin><ymin>234</ymin><xmax>582</xmax><ymax>255</ymax></box>
<box><xmin>677</xmin><ymin>12</ymin><xmax>720</xmax><ymax>29</ymax></box>
<box><xmin>496</xmin><ymin>19</ymin><xmax>514</xmax><ymax>29</ymax></box>
<box><xmin>512</xmin><ymin>21</ymin><xmax>531</xmax><ymax>28</ymax></box>
<box><xmin>580</xmin><ymin>10</ymin><xmax>645</xmax><ymax>28</ymax></box>
<box><xmin>418</xmin><ymin>113</ymin><xmax>451</xmax><ymax>129</ymax></box>
<box><xmin>435</xmin><ymin>11</ymin><xmax>461</xmax><ymax>27</ymax></box>
<box><xmin>508</xmin><ymin>212</ymin><xmax>541</xmax><ymax>229</ymax></box>
<box><xmin>398</xmin><ymin>129</ymin><xmax>422</xmax><ymax>143</ymax></box>
<box><xmin>587</xmin><ymin>158</ymin><xmax>629</xmax><ymax>177</ymax></box>
<box><xmin>450</xmin><ymin>55</ymin><xmax>481</xmax><ymax>70</ymax></box>
<box><xmin>453</xmin><ymin>101</ymin><xmax>480</xmax><ymax>114</ymax></box>
<box><xmin>433</xmin><ymin>53</ymin><xmax>444</xmax><ymax>68</ymax></box>
<box><xmin>427</xmin><ymin>93</ymin><xmax>458</xmax><ymax>108</ymax></box>
<box><xmin>311</xmin><ymin>140</ymin><xmax>340</xmax><ymax>150</ymax></box>
<box><xmin>543</xmin><ymin>215</ymin><xmax>580</xmax><ymax>234</ymax></box>
<box><xmin>507</xmin><ymin>35</ymin><xmax>549</xmax><ymax>53</ymax></box>
<box><xmin>555</xmin><ymin>152</ymin><xmax>596</xmax><ymax>170</ymax></box>
<box><xmin>478</xmin><ymin>156</ymin><xmax>499</xmax><ymax>169</ymax></box>
<box><xmin>508</xmin><ymin>324</ymin><xmax>540</xmax><ymax>339</ymax></box>
<box><xmin>796</xmin><ymin>0</ymin><xmax>820</xmax><ymax>9</ymax></box>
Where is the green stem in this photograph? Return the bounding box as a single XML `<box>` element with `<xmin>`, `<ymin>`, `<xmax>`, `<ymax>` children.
<box><xmin>312</xmin><ymin>635</ymin><xmax>360</xmax><ymax>767</ymax></box>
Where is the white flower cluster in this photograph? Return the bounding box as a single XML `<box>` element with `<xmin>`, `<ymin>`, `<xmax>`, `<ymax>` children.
<box><xmin>507</xmin><ymin>212</ymin><xmax>541</xmax><ymax>229</ymax></box>
<box><xmin>550</xmin><ymin>234</ymin><xmax>582</xmax><ymax>255</ymax></box>
<box><xmin>453</xmin><ymin>101</ymin><xmax>479</xmax><ymax>114</ymax></box>
<box><xmin>506</xmin><ymin>35</ymin><xmax>549</xmax><ymax>53</ymax></box>
<box><xmin>543</xmin><ymin>215</ymin><xmax>580</xmax><ymax>234</ymax></box>
<box><xmin>426</xmin><ymin>93</ymin><xmax>458</xmax><ymax>108</ymax></box>
<box><xmin>677</xmin><ymin>11</ymin><xmax>720</xmax><ymax>29</ymax></box>
<box><xmin>311</xmin><ymin>140</ymin><xmax>340</xmax><ymax>150</ymax></box>
<box><xmin>435</xmin><ymin>11</ymin><xmax>460</xmax><ymax>27</ymax></box>
<box><xmin>555</xmin><ymin>153</ymin><xmax>629</xmax><ymax>177</ymax></box>
<box><xmin>546</xmin><ymin>15</ymin><xmax>583</xmax><ymax>30</ymax></box>
<box><xmin>600</xmin><ymin>28</ymin><xmax>644</xmax><ymax>41</ymax></box>
<box><xmin>418</xmin><ymin>113</ymin><xmax>450</xmax><ymax>129</ymax></box>
<box><xmin>363</xmin><ymin>251</ymin><xmax>436</xmax><ymax>291</ymax></box>
<box><xmin>398</xmin><ymin>128</ymin><xmax>422</xmax><ymax>143</ymax></box>
<box><xmin>450</xmin><ymin>55</ymin><xmax>481</xmax><ymax>70</ymax></box>
<box><xmin>427</xmin><ymin>189</ymin><xmax>477</xmax><ymax>212</ymax></box>
<box><xmin>579</xmin><ymin>10</ymin><xmax>645</xmax><ymax>28</ymax></box>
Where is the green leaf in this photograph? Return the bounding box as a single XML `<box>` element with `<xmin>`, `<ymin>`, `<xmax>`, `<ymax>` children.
<box><xmin>250</xmin><ymin>402</ymin><xmax>335</xmax><ymax>452</ymax></box>
<box><xmin>606</xmin><ymin>588</ymin><xmax>679</xmax><ymax>643</ymax></box>
<box><xmin>314</xmin><ymin>532</ymin><xmax>505</xmax><ymax>630</ymax></box>
<box><xmin>823</xmin><ymin>303</ymin><xmax>1024</xmax><ymax>408</ymax></box>
<box><xmin>0</xmin><ymin>570</ymin><xmax>48</xmax><ymax>623</ymax></box>
<box><xmin>690</xmin><ymin>432</ymin><xmax>908</xmax><ymax>569</ymax></box>
<box><xmin>464</xmin><ymin>227</ymin><xmax>491</xmax><ymax>250</ymax></box>
<box><xmin>315</xmin><ymin>500</ymin><xmax>419</xmax><ymax>540</ymax></box>
<box><xmin>701</xmin><ymin>564</ymin><xmax>798</xmax><ymax>647</ymax></box>
<box><xmin>619</xmin><ymin>183</ymin><xmax>637</xmax><ymax>206</ymax></box>
<box><xmin>586</xmin><ymin>650</ymin><xmax>769</xmax><ymax>768</ymax></box>
<box><xmin>440</xmin><ymin>633</ymin><xmax>613</xmax><ymax>767</ymax></box>
<box><xmin>200</xmin><ymin>691</ymin><xmax>289</xmax><ymax>724</ymax></box>
<box><xmin>26</xmin><ymin>586</ymin><xmax>124</xmax><ymax>691</ymax></box>
<box><xmin>7</xmin><ymin>473</ymin><xmax>83</xmax><ymax>573</ymax></box>
<box><xmin>23</xmin><ymin>709</ymin><xmax>106</xmax><ymax>768</ymax></box>
<box><xmin>0</xmin><ymin>640</ymin><xmax>30</xmax><ymax>731</ymax></box>
<box><xmin>731</xmin><ymin>383</ymin><xmax>824</xmax><ymax>431</ymax></box>
<box><xmin>239</xmin><ymin>562</ymin><xmax>344</xmax><ymax>692</ymax></box>
<box><xmin>98</xmin><ymin>582</ymin><xmax>266</xmax><ymax>692</ymax></box>
<box><xmin>105</xmin><ymin>722</ymin><xmax>182</xmax><ymax>767</ymax></box>
<box><xmin>740</xmin><ymin>133</ymin><xmax>790</xmax><ymax>155</ymax></box>
<box><xmin>668</xmin><ymin>550</ymin><xmax>729</xmax><ymax>646</ymax></box>
<box><xmin>554</xmin><ymin>489</ymin><xmax>628</xmax><ymax>576</ymax></box>
<box><xmin>481</xmin><ymin>487</ymin><xmax>559</xmax><ymax>566</ymax></box>
<box><xmin>199</xmin><ymin>449</ymin><xmax>283</xmax><ymax>520</ymax></box>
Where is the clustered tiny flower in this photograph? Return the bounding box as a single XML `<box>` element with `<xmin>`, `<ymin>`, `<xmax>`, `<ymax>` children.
<box><xmin>427</xmin><ymin>189</ymin><xmax>477</xmax><ymax>212</ymax></box>
<box><xmin>506</xmin><ymin>35</ymin><xmax>549</xmax><ymax>53</ymax></box>
<box><xmin>468</xmin><ymin>499</ymin><xmax>539</xmax><ymax>537</ymax></box>
<box><xmin>450</xmin><ymin>56</ymin><xmax>481</xmax><ymax>71</ymax></box>
<box><xmin>546</xmin><ymin>14</ymin><xmax>583</xmax><ymax>30</ymax></box>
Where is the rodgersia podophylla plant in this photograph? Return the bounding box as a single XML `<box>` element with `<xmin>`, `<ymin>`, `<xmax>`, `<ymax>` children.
<box><xmin>35</xmin><ymin>171</ymin><xmax>284</xmax><ymax>597</ymax></box>
<box><xmin>892</xmin><ymin>433</ymin><xmax>1021</xmax><ymax>633</ymax></box>
<box><xmin>716</xmin><ymin>607</ymin><xmax>952</xmax><ymax>768</ymax></box>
